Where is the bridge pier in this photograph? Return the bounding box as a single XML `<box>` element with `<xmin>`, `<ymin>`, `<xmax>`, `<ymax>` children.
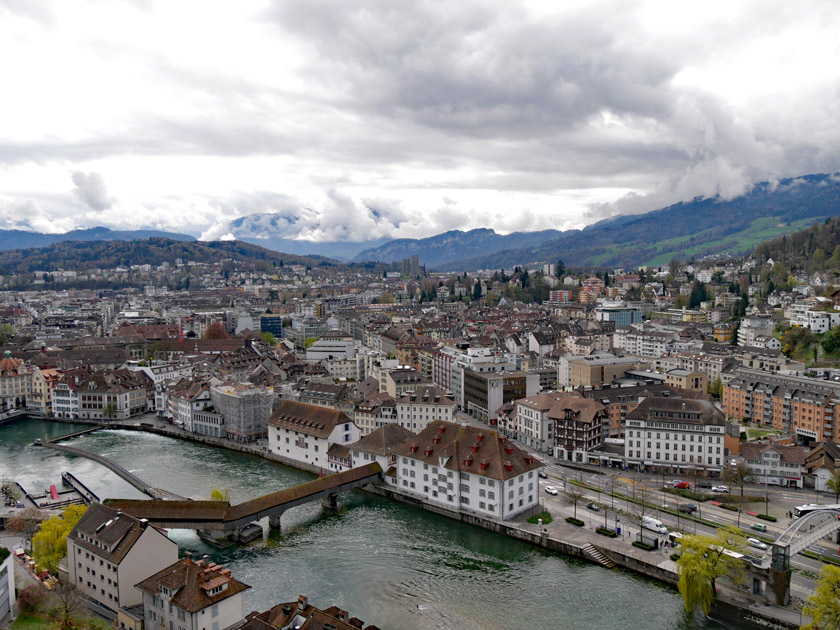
<box><xmin>321</xmin><ymin>493</ymin><xmax>338</xmax><ymax>511</ymax></box>
<box><xmin>268</xmin><ymin>515</ymin><xmax>282</xmax><ymax>531</ymax></box>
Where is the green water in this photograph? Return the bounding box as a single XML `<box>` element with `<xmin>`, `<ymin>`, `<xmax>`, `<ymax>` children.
<box><xmin>0</xmin><ymin>419</ymin><xmax>742</xmax><ymax>629</ymax></box>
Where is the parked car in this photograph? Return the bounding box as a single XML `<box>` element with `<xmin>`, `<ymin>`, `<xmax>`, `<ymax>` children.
<box><xmin>712</xmin><ymin>485</ymin><xmax>729</xmax><ymax>493</ymax></box>
<box><xmin>545</xmin><ymin>486</ymin><xmax>558</xmax><ymax>495</ymax></box>
<box><xmin>698</xmin><ymin>481</ymin><xmax>712</xmax><ymax>489</ymax></box>
<box><xmin>538</xmin><ymin>470</ymin><xmax>549</xmax><ymax>479</ymax></box>
<box><xmin>747</xmin><ymin>538</ymin><xmax>769</xmax><ymax>551</ymax></box>
<box><xmin>586</xmin><ymin>502</ymin><xmax>600</xmax><ymax>511</ymax></box>
<box><xmin>674</xmin><ymin>481</ymin><xmax>690</xmax><ymax>489</ymax></box>
<box><xmin>750</xmin><ymin>522</ymin><xmax>768</xmax><ymax>532</ymax></box>
<box><xmin>679</xmin><ymin>504</ymin><xmax>698</xmax><ymax>514</ymax></box>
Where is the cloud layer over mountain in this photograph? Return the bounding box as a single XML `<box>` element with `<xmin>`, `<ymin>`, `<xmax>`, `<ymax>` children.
<box><xmin>2</xmin><ymin>0</ymin><xmax>840</xmax><ymax>242</ymax></box>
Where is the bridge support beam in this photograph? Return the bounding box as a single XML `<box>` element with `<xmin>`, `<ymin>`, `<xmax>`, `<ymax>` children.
<box><xmin>268</xmin><ymin>515</ymin><xmax>282</xmax><ymax>531</ymax></box>
<box><xmin>321</xmin><ymin>493</ymin><xmax>338</xmax><ymax>511</ymax></box>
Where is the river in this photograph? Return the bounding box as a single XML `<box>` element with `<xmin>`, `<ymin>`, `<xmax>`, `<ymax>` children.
<box><xmin>0</xmin><ymin>419</ymin><xmax>744</xmax><ymax>629</ymax></box>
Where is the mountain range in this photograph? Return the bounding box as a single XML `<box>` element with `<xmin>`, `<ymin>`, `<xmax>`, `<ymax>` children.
<box><xmin>0</xmin><ymin>227</ymin><xmax>195</xmax><ymax>251</ymax></box>
<box><xmin>352</xmin><ymin>228</ymin><xmax>565</xmax><ymax>267</ymax></box>
<box><xmin>2</xmin><ymin>172</ymin><xmax>839</xmax><ymax>271</ymax></box>
<box><xmin>354</xmin><ymin>173</ymin><xmax>840</xmax><ymax>270</ymax></box>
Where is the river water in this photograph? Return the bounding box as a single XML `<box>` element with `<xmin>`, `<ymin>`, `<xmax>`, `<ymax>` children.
<box><xmin>0</xmin><ymin>420</ymin><xmax>744</xmax><ymax>629</ymax></box>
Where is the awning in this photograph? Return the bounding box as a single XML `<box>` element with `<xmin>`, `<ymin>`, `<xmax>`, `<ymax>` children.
<box><xmin>644</xmin><ymin>460</ymin><xmax>654</xmax><ymax>466</ymax></box>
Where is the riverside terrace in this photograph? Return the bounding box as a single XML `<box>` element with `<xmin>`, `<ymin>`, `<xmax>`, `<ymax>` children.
<box><xmin>103</xmin><ymin>462</ymin><xmax>382</xmax><ymax>533</ymax></box>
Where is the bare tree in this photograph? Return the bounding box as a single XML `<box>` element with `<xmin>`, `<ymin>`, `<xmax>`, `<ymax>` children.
<box><xmin>723</xmin><ymin>461</ymin><xmax>753</xmax><ymax>527</ymax></box>
<box><xmin>566</xmin><ymin>486</ymin><xmax>585</xmax><ymax>520</ymax></box>
<box><xmin>50</xmin><ymin>582</ymin><xmax>85</xmax><ymax>630</ymax></box>
<box><xmin>7</xmin><ymin>507</ymin><xmax>47</xmax><ymax>551</ymax></box>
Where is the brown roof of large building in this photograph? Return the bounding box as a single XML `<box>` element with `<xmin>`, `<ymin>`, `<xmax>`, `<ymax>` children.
<box><xmin>546</xmin><ymin>394</ymin><xmax>606</xmax><ymax>425</ymax></box>
<box><xmin>352</xmin><ymin>423</ymin><xmax>415</xmax><ymax>456</ymax></box>
<box><xmin>267</xmin><ymin>400</ymin><xmax>353</xmax><ymax>439</ymax></box>
<box><xmin>392</xmin><ymin>420</ymin><xmax>542</xmax><ymax>481</ymax></box>
<box><xmin>741</xmin><ymin>441</ymin><xmax>806</xmax><ymax>465</ymax></box>
<box><xmin>626</xmin><ymin>396</ymin><xmax>725</xmax><ymax>426</ymax></box>
<box><xmin>135</xmin><ymin>556</ymin><xmax>250</xmax><ymax>613</ymax></box>
<box><xmin>241</xmin><ymin>595</ymin><xmax>380</xmax><ymax>630</ymax></box>
<box><xmin>396</xmin><ymin>385</ymin><xmax>455</xmax><ymax>406</ymax></box>
<box><xmin>68</xmin><ymin>503</ymin><xmax>151</xmax><ymax>565</ymax></box>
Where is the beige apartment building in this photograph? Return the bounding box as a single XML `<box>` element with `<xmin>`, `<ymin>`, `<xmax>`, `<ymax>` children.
<box><xmin>67</xmin><ymin>504</ymin><xmax>178</xmax><ymax>615</ymax></box>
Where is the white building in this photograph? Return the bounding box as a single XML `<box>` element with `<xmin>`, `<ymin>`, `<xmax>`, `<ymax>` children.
<box><xmin>741</xmin><ymin>441</ymin><xmax>806</xmax><ymax>488</ymax></box>
<box><xmin>267</xmin><ymin>400</ymin><xmax>360</xmax><ymax>471</ymax></box>
<box><xmin>305</xmin><ymin>338</ymin><xmax>357</xmax><ymax>362</ymax></box>
<box><xmin>0</xmin><ymin>547</ymin><xmax>15</xmax><ymax>628</ymax></box>
<box><xmin>396</xmin><ymin>385</ymin><xmax>456</xmax><ymax>432</ymax></box>
<box><xmin>514</xmin><ymin>392</ymin><xmax>565</xmax><ymax>453</ymax></box>
<box><xmin>391</xmin><ymin>420</ymin><xmax>544</xmax><ymax>520</ymax></box>
<box><xmin>624</xmin><ymin>397</ymin><xmax>729</xmax><ymax>474</ymax></box>
<box><xmin>52</xmin><ymin>381</ymin><xmax>79</xmax><ymax>418</ymax></box>
<box><xmin>136</xmin><ymin>555</ymin><xmax>250</xmax><ymax>630</ymax></box>
<box><xmin>67</xmin><ymin>504</ymin><xmax>178</xmax><ymax>615</ymax></box>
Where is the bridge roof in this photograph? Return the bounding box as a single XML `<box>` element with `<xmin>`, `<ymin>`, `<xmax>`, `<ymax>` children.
<box><xmin>104</xmin><ymin>462</ymin><xmax>382</xmax><ymax>525</ymax></box>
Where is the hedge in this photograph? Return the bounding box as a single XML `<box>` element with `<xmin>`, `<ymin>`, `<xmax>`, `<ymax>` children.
<box><xmin>596</xmin><ymin>527</ymin><xmax>618</xmax><ymax>538</ymax></box>
<box><xmin>566</xmin><ymin>517</ymin><xmax>585</xmax><ymax>527</ymax></box>
<box><xmin>718</xmin><ymin>503</ymin><xmax>738</xmax><ymax>511</ymax></box>
<box><xmin>670</xmin><ymin>553</ymin><xmax>681</xmax><ymax>562</ymax></box>
<box><xmin>756</xmin><ymin>513</ymin><xmax>777</xmax><ymax>522</ymax></box>
<box><xmin>632</xmin><ymin>541</ymin><xmax>655</xmax><ymax>551</ymax></box>
<box><xmin>662</xmin><ymin>487</ymin><xmax>713</xmax><ymax>502</ymax></box>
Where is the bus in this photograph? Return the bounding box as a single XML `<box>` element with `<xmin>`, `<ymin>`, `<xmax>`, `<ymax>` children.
<box><xmin>793</xmin><ymin>503</ymin><xmax>840</xmax><ymax>518</ymax></box>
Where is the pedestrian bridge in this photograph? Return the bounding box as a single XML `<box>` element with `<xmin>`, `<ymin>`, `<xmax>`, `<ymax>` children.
<box><xmin>103</xmin><ymin>462</ymin><xmax>383</xmax><ymax>532</ymax></box>
<box><xmin>746</xmin><ymin>508</ymin><xmax>840</xmax><ymax>605</ymax></box>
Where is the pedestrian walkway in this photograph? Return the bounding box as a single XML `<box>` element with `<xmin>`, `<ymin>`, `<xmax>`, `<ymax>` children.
<box><xmin>582</xmin><ymin>543</ymin><xmax>615</xmax><ymax>567</ymax></box>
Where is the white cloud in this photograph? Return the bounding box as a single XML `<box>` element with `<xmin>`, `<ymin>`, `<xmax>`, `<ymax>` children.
<box><xmin>0</xmin><ymin>0</ymin><xmax>838</xmax><ymax>241</ymax></box>
<box><xmin>71</xmin><ymin>171</ymin><xmax>115</xmax><ymax>211</ymax></box>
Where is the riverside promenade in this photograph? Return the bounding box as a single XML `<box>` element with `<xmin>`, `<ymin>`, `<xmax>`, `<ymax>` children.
<box><xmin>25</xmin><ymin>414</ymin><xmax>808</xmax><ymax>629</ymax></box>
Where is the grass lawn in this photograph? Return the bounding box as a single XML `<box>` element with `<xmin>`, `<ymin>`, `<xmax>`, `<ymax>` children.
<box><xmin>11</xmin><ymin>613</ymin><xmax>51</xmax><ymax>630</ymax></box>
<box><xmin>747</xmin><ymin>428</ymin><xmax>782</xmax><ymax>439</ymax></box>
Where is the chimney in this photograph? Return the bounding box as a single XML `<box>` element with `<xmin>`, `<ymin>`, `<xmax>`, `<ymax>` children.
<box><xmin>298</xmin><ymin>595</ymin><xmax>308</xmax><ymax>610</ymax></box>
<box><xmin>202</xmin><ymin>555</ymin><xmax>210</xmax><ymax>566</ymax></box>
<box><xmin>282</xmin><ymin>604</ymin><xmax>291</xmax><ymax>615</ymax></box>
<box><xmin>336</xmin><ymin>610</ymin><xmax>348</xmax><ymax>621</ymax></box>
<box><xmin>183</xmin><ymin>551</ymin><xmax>193</xmax><ymax>563</ymax></box>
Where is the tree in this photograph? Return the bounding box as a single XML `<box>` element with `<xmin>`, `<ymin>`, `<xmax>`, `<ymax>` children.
<box><xmin>103</xmin><ymin>402</ymin><xmax>117</xmax><ymax>422</ymax></box>
<box><xmin>260</xmin><ymin>332</ymin><xmax>277</xmax><ymax>346</ymax></box>
<box><xmin>556</xmin><ymin>260</ymin><xmax>565</xmax><ymax>278</ymax></box>
<box><xmin>708</xmin><ymin>377</ymin><xmax>723</xmax><ymax>399</ymax></box>
<box><xmin>723</xmin><ymin>462</ymin><xmax>753</xmax><ymax>527</ymax></box>
<box><xmin>303</xmin><ymin>336</ymin><xmax>319</xmax><ymax>349</ymax></box>
<box><xmin>803</xmin><ymin>564</ymin><xmax>840</xmax><ymax>630</ymax></box>
<box><xmin>473</xmin><ymin>281</ymin><xmax>482</xmax><ymax>301</ymax></box>
<box><xmin>566</xmin><ymin>486</ymin><xmax>585</xmax><ymax>520</ymax></box>
<box><xmin>31</xmin><ymin>504</ymin><xmax>87</xmax><ymax>573</ymax></box>
<box><xmin>827</xmin><ymin>470</ymin><xmax>840</xmax><ymax>504</ymax></box>
<box><xmin>51</xmin><ymin>582</ymin><xmax>86</xmax><ymax>630</ymax></box>
<box><xmin>823</xmin><ymin>327</ymin><xmax>840</xmax><ymax>354</ymax></box>
<box><xmin>7</xmin><ymin>507</ymin><xmax>47</xmax><ymax>551</ymax></box>
<box><xmin>210</xmin><ymin>487</ymin><xmax>231</xmax><ymax>502</ymax></box>
<box><xmin>203</xmin><ymin>321</ymin><xmax>229</xmax><ymax>339</ymax></box>
<box><xmin>676</xmin><ymin>526</ymin><xmax>747</xmax><ymax>615</ymax></box>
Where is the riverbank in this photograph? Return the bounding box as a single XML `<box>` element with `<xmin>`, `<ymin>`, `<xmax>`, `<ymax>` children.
<box><xmin>26</xmin><ymin>416</ymin><xmax>806</xmax><ymax>629</ymax></box>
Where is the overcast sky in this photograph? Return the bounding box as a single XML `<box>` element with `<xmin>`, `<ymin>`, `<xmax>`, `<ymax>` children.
<box><xmin>1</xmin><ymin>0</ymin><xmax>839</xmax><ymax>243</ymax></box>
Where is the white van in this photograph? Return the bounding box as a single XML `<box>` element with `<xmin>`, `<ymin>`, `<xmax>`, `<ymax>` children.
<box><xmin>642</xmin><ymin>516</ymin><xmax>668</xmax><ymax>534</ymax></box>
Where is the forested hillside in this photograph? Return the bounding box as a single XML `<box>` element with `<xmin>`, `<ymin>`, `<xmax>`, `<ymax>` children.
<box><xmin>754</xmin><ymin>217</ymin><xmax>840</xmax><ymax>273</ymax></box>
<box><xmin>0</xmin><ymin>238</ymin><xmax>333</xmax><ymax>274</ymax></box>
